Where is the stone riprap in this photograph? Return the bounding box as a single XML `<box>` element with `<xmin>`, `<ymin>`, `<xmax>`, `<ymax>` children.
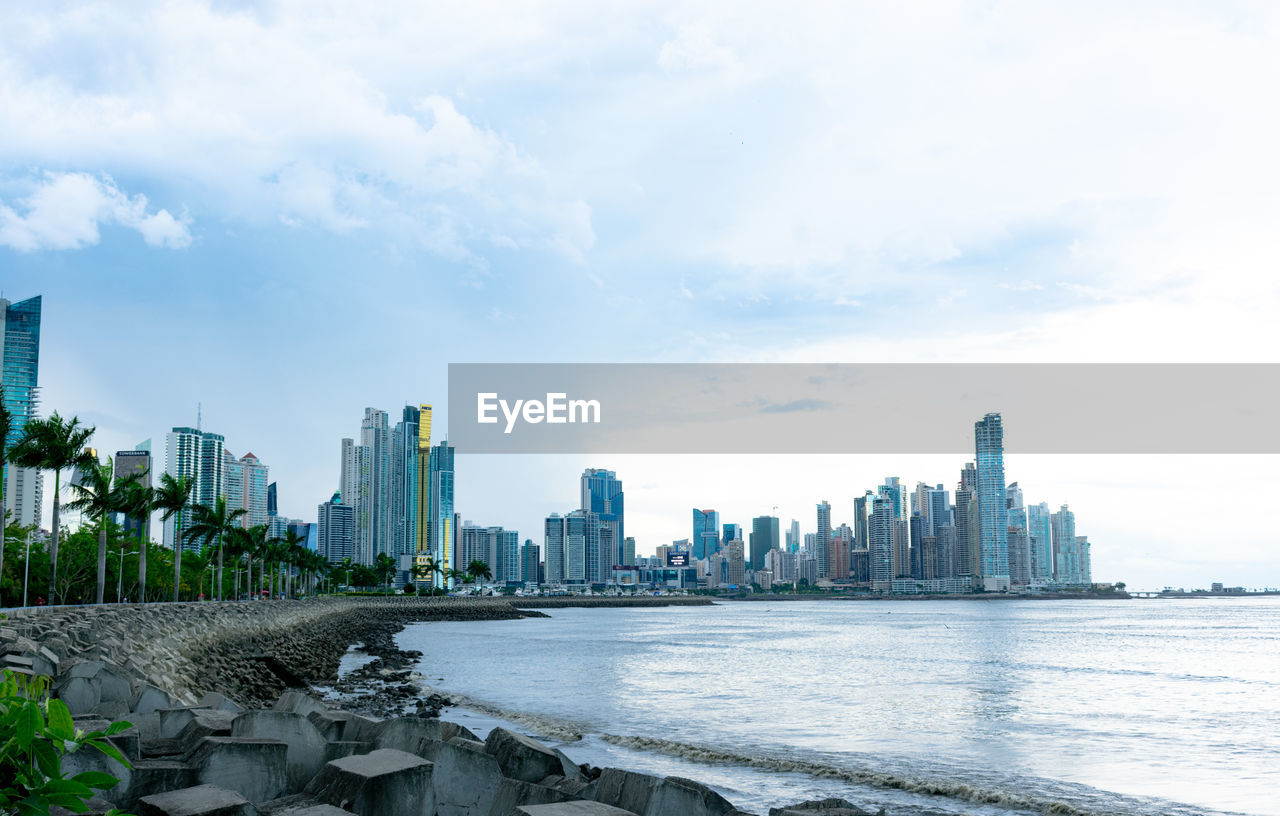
<box><xmin>12</xmin><ymin>596</ymin><xmax>877</xmax><ymax>816</ymax></box>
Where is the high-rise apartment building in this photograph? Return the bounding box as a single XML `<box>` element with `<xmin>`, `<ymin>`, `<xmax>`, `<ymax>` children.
<box><xmin>854</xmin><ymin>491</ymin><xmax>870</xmax><ymax>550</ymax></box>
<box><xmin>1027</xmin><ymin>501</ymin><xmax>1053</xmax><ymax>586</ymax></box>
<box><xmin>815</xmin><ymin>501</ymin><xmax>831</xmax><ymax>578</ymax></box>
<box><xmin>521</xmin><ymin>539</ymin><xmax>540</xmax><ymax>584</ymax></box>
<box><xmin>224</xmin><ymin>451</ymin><xmax>269</xmax><ymax>530</ymax></box>
<box><xmin>692</xmin><ymin>508</ymin><xmax>720</xmax><ymax>559</ymax></box>
<box><xmin>564</xmin><ymin>509</ymin><xmax>599</xmax><ymax>585</ymax></box>
<box><xmin>317</xmin><ymin>491</ymin><xmax>354</xmax><ymax>564</ymax></box>
<box><xmin>582</xmin><ymin>469</ymin><xmax>624</xmax><ymax>573</ymax></box>
<box><xmin>974</xmin><ymin>413</ymin><xmax>1010</xmax><ymax>591</ymax></box>
<box><xmin>390</xmin><ymin>406</ymin><xmax>420</xmax><ymax>561</ymax></box>
<box><xmin>870</xmin><ymin>492</ymin><xmax>895</xmax><ymax>587</ymax></box>
<box><xmin>339</xmin><ymin>437</ymin><xmax>372</xmax><ymax>563</ymax></box>
<box><xmin>544</xmin><ymin>513</ymin><xmax>566</xmax><ymax>584</ymax></box>
<box><xmin>164</xmin><ymin>426</ymin><xmax>227</xmax><ymax>551</ymax></box>
<box><xmin>360</xmin><ymin>408</ymin><xmax>391</xmax><ymax>560</ymax></box>
<box><xmin>1</xmin><ymin>296</ymin><xmax>42</xmax><ymax>529</ymax></box>
<box><xmin>424</xmin><ymin>439</ymin><xmax>456</xmax><ymax>588</ymax></box>
<box><xmin>725</xmin><ymin>538</ymin><xmax>746</xmax><ymax>587</ymax></box>
<box><xmin>1051</xmin><ymin>504</ymin><xmax>1079</xmax><ymax>583</ymax></box>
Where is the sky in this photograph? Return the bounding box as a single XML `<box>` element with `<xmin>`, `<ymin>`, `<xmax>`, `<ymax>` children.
<box><xmin>3</xmin><ymin>1</ymin><xmax>1279</xmax><ymax>590</ymax></box>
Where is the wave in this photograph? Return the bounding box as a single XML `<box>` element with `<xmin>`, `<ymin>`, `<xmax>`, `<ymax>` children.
<box><xmin>410</xmin><ymin>680</ymin><xmax>587</xmax><ymax>742</ymax></box>
<box><xmin>597</xmin><ymin>733</ymin><xmax>1232</xmax><ymax>816</ymax></box>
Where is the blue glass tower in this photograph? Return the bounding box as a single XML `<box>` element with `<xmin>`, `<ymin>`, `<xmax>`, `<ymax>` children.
<box><xmin>581</xmin><ymin>468</ymin><xmax>623</xmax><ymax>576</ymax></box>
<box><xmin>2</xmin><ymin>296</ymin><xmax>42</xmax><ymax>527</ymax></box>
<box><xmin>692</xmin><ymin>508</ymin><xmax>720</xmax><ymax>559</ymax></box>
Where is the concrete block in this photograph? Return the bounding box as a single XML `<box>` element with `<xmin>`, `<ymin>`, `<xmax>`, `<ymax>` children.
<box><xmin>54</xmin><ymin>675</ymin><xmax>100</xmax><ymax>715</ymax></box>
<box><xmin>303</xmin><ymin>748</ymin><xmax>434</xmax><ymax>816</ymax></box>
<box><xmin>307</xmin><ymin>710</ymin><xmax>376</xmax><ymax>742</ymax></box>
<box><xmin>645</xmin><ymin>776</ymin><xmax>737</xmax><ymax>816</ymax></box>
<box><xmin>418</xmin><ymin>738</ymin><xmax>504</xmax><ymax>816</ymax></box>
<box><xmin>273</xmin><ymin>691</ymin><xmax>327</xmax><ymax>717</ymax></box>
<box><xmin>592</xmin><ymin>769</ymin><xmax>658</xmax><ymax>816</ymax></box>
<box><xmin>370</xmin><ymin>717</ymin><xmax>470</xmax><ymax>755</ymax></box>
<box><xmin>232</xmin><ymin>711</ymin><xmax>329</xmax><ymax>791</ymax></box>
<box><xmin>201</xmin><ymin>691</ymin><xmax>246</xmax><ymax>713</ymax></box>
<box><xmin>322</xmin><ymin>742</ymin><xmax>369</xmax><ymax>763</ymax></box>
<box><xmin>188</xmin><ymin>737</ymin><xmax>289</xmax><ymax>804</ymax></box>
<box><xmin>137</xmin><ymin>783</ymin><xmax>259</xmax><ymax>816</ymax></box>
<box><xmin>161</xmin><ymin>707</ymin><xmax>213</xmax><ymax>740</ymax></box>
<box><xmin>517</xmin><ymin>803</ymin><xmax>639</xmax><ymax>816</ymax></box>
<box><xmin>177</xmin><ymin>709</ymin><xmax>240</xmax><ymax>744</ymax></box>
<box><xmin>487</xmin><ymin>779</ymin><xmax>573</xmax><ymax>815</ymax></box>
<box><xmin>485</xmin><ymin>727</ymin><xmax>563</xmax><ymax>784</ymax></box>
<box><xmin>135</xmin><ymin>684</ymin><xmax>179</xmax><ymax>714</ymax></box>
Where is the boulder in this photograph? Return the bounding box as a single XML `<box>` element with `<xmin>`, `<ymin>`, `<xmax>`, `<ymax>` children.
<box><xmin>232</xmin><ymin>711</ymin><xmax>329</xmax><ymax>791</ymax></box>
<box><xmin>516</xmin><ymin>801</ymin><xmax>638</xmax><ymax>816</ymax></box>
<box><xmin>484</xmin><ymin>727</ymin><xmax>562</xmax><ymax>783</ymax></box>
<box><xmin>187</xmin><ymin>737</ymin><xmax>288</xmax><ymax>804</ymax></box>
<box><xmin>137</xmin><ymin>783</ymin><xmax>259</xmax><ymax>816</ymax></box>
<box><xmin>417</xmin><ymin>737</ymin><xmax>505</xmax><ymax>816</ymax></box>
<box><xmin>303</xmin><ymin>748</ymin><xmax>434</xmax><ymax>816</ymax></box>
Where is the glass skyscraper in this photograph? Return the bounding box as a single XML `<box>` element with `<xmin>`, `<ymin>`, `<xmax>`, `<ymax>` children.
<box><xmin>581</xmin><ymin>468</ymin><xmax>623</xmax><ymax>576</ymax></box>
<box><xmin>974</xmin><ymin>413</ymin><xmax>1010</xmax><ymax>591</ymax></box>
<box><xmin>692</xmin><ymin>508</ymin><xmax>720</xmax><ymax>559</ymax></box>
<box><xmin>1</xmin><ymin>295</ymin><xmax>43</xmax><ymax>528</ymax></box>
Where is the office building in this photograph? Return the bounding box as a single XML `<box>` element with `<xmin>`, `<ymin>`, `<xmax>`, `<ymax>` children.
<box><xmin>1</xmin><ymin>296</ymin><xmax>42</xmax><ymax>529</ymax></box>
<box><xmin>749</xmin><ymin>515</ymin><xmax>779</xmax><ymax>572</ymax></box>
<box><xmin>114</xmin><ymin>446</ymin><xmax>151</xmax><ymax>539</ymax></box>
<box><xmin>423</xmin><ymin>438</ymin><xmax>456</xmax><ymax>588</ymax></box>
<box><xmin>1027</xmin><ymin>501</ymin><xmax>1053</xmax><ymax>585</ymax></box>
<box><xmin>725</xmin><ymin>538</ymin><xmax>745</xmax><ymax>587</ymax></box>
<box><xmin>390</xmin><ymin>406</ymin><xmax>420</xmax><ymax>560</ymax></box>
<box><xmin>854</xmin><ymin>491</ymin><xmax>871</xmax><ymax>550</ymax></box>
<box><xmin>544</xmin><ymin>513</ymin><xmax>566</xmax><ymax>584</ymax></box>
<box><xmin>521</xmin><ymin>539</ymin><xmax>539</xmax><ymax>584</ymax></box>
<box><xmin>692</xmin><ymin>508</ymin><xmax>720</xmax><ymax>559</ymax></box>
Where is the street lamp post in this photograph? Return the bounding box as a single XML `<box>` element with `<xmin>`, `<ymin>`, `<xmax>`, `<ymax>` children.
<box><xmin>22</xmin><ymin>531</ymin><xmax>32</xmax><ymax>607</ymax></box>
<box><xmin>117</xmin><ymin>548</ymin><xmax>139</xmax><ymax>602</ymax></box>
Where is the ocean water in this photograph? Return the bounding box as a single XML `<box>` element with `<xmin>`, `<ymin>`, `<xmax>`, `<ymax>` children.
<box><xmin>396</xmin><ymin>598</ymin><xmax>1280</xmax><ymax>816</ymax></box>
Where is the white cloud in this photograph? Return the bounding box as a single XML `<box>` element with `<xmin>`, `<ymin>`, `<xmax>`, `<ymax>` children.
<box><xmin>0</xmin><ymin>171</ymin><xmax>191</xmax><ymax>251</ymax></box>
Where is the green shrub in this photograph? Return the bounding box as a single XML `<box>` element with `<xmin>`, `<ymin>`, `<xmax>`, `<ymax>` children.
<box><xmin>0</xmin><ymin>670</ymin><xmax>133</xmax><ymax>816</ymax></box>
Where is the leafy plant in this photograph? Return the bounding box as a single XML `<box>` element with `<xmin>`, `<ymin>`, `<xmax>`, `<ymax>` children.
<box><xmin>0</xmin><ymin>670</ymin><xmax>133</xmax><ymax>816</ymax></box>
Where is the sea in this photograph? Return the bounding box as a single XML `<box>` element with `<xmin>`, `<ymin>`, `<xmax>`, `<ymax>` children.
<box><xmin>387</xmin><ymin>598</ymin><xmax>1280</xmax><ymax>816</ymax></box>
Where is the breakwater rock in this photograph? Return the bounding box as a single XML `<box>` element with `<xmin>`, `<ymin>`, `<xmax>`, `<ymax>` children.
<box><xmin>7</xmin><ymin>597</ymin><xmax>888</xmax><ymax>816</ymax></box>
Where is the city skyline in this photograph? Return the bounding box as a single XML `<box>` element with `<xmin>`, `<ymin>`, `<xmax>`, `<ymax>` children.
<box><xmin>4</xmin><ymin>3</ymin><xmax>1280</xmax><ymax>591</ymax></box>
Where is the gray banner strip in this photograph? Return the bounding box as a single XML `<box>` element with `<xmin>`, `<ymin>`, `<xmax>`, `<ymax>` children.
<box><xmin>446</xmin><ymin>363</ymin><xmax>1280</xmax><ymax>454</ymax></box>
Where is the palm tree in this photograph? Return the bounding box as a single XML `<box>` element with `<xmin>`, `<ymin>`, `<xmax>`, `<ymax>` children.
<box><xmin>116</xmin><ymin>476</ymin><xmax>154</xmax><ymax>602</ymax></box>
<box><xmin>9</xmin><ymin>412</ymin><xmax>95</xmax><ymax>603</ymax></box>
<box><xmin>374</xmin><ymin>552</ymin><xmax>397</xmax><ymax>595</ymax></box>
<box><xmin>467</xmin><ymin>559</ymin><xmax>492</xmax><ymax>587</ymax></box>
<box><xmin>0</xmin><ymin>386</ymin><xmax>12</xmax><ymax>606</ymax></box>
<box><xmin>153</xmin><ymin>473</ymin><xmax>192</xmax><ymax>602</ymax></box>
<box><xmin>65</xmin><ymin>457</ymin><xmax>132</xmax><ymax>604</ymax></box>
<box><xmin>412</xmin><ymin>557</ymin><xmax>442</xmax><ymax>591</ymax></box>
<box><xmin>278</xmin><ymin>530</ymin><xmax>306</xmax><ymax>598</ymax></box>
<box><xmin>182</xmin><ymin>496</ymin><xmax>245</xmax><ymax>601</ymax></box>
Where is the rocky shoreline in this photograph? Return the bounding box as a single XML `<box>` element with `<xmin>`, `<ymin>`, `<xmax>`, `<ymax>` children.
<box><xmin>6</xmin><ymin>595</ymin><xmax>886</xmax><ymax>816</ymax></box>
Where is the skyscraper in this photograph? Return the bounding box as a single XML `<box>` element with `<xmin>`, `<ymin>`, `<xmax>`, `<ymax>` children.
<box><xmin>317</xmin><ymin>491</ymin><xmax>355</xmax><ymax>565</ymax></box>
<box><xmin>870</xmin><ymin>492</ymin><xmax>895</xmax><ymax>587</ymax></box>
<box><xmin>424</xmin><ymin>439</ymin><xmax>456</xmax><ymax>588</ymax></box>
<box><xmin>581</xmin><ymin>469</ymin><xmax>624</xmax><ymax>572</ymax></box>
<box><xmin>974</xmin><ymin>413</ymin><xmax>1010</xmax><ymax>591</ymax></box>
<box><xmin>339</xmin><ymin>437</ymin><xmax>372</xmax><ymax>563</ymax></box>
<box><xmin>692</xmin><ymin>508</ymin><xmax>720</xmax><ymax>559</ymax></box>
<box><xmin>224</xmin><ymin>451</ymin><xmax>269</xmax><ymax>530</ymax></box>
<box><xmin>544</xmin><ymin>513</ymin><xmax>566</xmax><ymax>584</ymax></box>
<box><xmin>815</xmin><ymin>501</ymin><xmax>831</xmax><ymax>577</ymax></box>
<box><xmin>749</xmin><ymin>515</ymin><xmax>779</xmax><ymax>572</ymax></box>
<box><xmin>1051</xmin><ymin>504</ymin><xmax>1078</xmax><ymax>583</ymax></box>
<box><xmin>390</xmin><ymin>406</ymin><xmax>420</xmax><ymax>562</ymax></box>
<box><xmin>1027</xmin><ymin>501</ymin><xmax>1053</xmax><ymax>585</ymax></box>
<box><xmin>360</xmin><ymin>408</ymin><xmax>391</xmax><ymax>560</ymax></box>
<box><xmin>1</xmin><ymin>296</ymin><xmax>42</xmax><ymax>529</ymax></box>
<box><xmin>114</xmin><ymin>446</ymin><xmax>151</xmax><ymax>539</ymax></box>
<box><xmin>854</xmin><ymin>491</ymin><xmax>870</xmax><ymax>551</ymax></box>
<box><xmin>954</xmin><ymin>463</ymin><xmax>978</xmax><ymax>578</ymax></box>
<box><xmin>521</xmin><ymin>539</ymin><xmax>540</xmax><ymax>584</ymax></box>
<box><xmin>786</xmin><ymin>519</ymin><xmax>800</xmax><ymax>553</ymax></box>
<box><xmin>722</xmin><ymin>523</ymin><xmax>742</xmax><ymax>545</ymax></box>
<box><xmin>564</xmin><ymin>509</ymin><xmax>598</xmax><ymax>585</ymax></box>
<box><xmin>164</xmin><ymin>426</ymin><xmax>227</xmax><ymax>551</ymax></box>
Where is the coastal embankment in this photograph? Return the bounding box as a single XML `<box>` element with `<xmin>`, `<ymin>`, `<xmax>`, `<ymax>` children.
<box><xmin>8</xmin><ymin>595</ymin><xmax>851</xmax><ymax>816</ymax></box>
